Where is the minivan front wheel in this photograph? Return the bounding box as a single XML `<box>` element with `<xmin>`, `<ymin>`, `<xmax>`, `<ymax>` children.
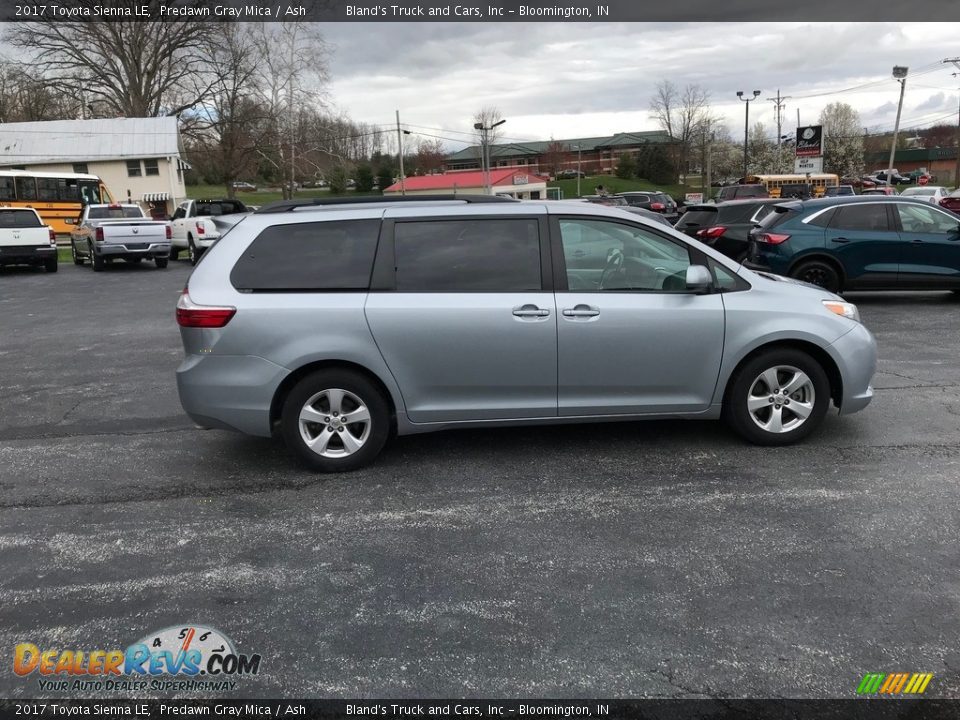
<box><xmin>725</xmin><ymin>349</ymin><xmax>830</xmax><ymax>445</ymax></box>
<box><xmin>791</xmin><ymin>260</ymin><xmax>841</xmax><ymax>293</ymax></box>
<box><xmin>281</xmin><ymin>370</ymin><xmax>390</xmax><ymax>472</ymax></box>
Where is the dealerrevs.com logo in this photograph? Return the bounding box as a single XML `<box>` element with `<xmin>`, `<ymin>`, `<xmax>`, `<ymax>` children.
<box><xmin>14</xmin><ymin>625</ymin><xmax>261</xmax><ymax>693</ymax></box>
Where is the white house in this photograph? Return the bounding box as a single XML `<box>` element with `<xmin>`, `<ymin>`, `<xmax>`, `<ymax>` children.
<box><xmin>0</xmin><ymin>117</ymin><xmax>188</xmax><ymax>218</ymax></box>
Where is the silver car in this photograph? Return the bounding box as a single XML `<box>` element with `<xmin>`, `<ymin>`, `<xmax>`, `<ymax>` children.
<box><xmin>176</xmin><ymin>196</ymin><xmax>876</xmax><ymax>472</ymax></box>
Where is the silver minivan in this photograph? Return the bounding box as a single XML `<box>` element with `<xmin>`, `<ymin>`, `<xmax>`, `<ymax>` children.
<box><xmin>176</xmin><ymin>196</ymin><xmax>876</xmax><ymax>472</ymax></box>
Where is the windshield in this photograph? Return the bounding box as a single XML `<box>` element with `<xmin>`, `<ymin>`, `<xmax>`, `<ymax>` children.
<box><xmin>903</xmin><ymin>188</ymin><xmax>935</xmax><ymax>196</ymax></box>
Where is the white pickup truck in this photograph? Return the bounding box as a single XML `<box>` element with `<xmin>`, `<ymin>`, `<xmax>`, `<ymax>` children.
<box><xmin>69</xmin><ymin>203</ymin><xmax>172</xmax><ymax>271</ymax></box>
<box><xmin>169</xmin><ymin>198</ymin><xmax>249</xmax><ymax>265</ymax></box>
<box><xmin>0</xmin><ymin>206</ymin><xmax>58</xmax><ymax>273</ymax></box>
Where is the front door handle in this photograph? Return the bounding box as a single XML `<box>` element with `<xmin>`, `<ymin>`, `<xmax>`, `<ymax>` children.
<box><xmin>512</xmin><ymin>304</ymin><xmax>550</xmax><ymax>318</ymax></box>
<box><xmin>562</xmin><ymin>305</ymin><xmax>600</xmax><ymax>318</ymax></box>
<box><xmin>830</xmin><ymin>237</ymin><xmax>850</xmax><ymax>244</ymax></box>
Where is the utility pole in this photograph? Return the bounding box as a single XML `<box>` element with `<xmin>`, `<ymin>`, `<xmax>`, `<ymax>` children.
<box><xmin>887</xmin><ymin>67</ymin><xmax>908</xmax><ymax>188</ymax></box>
<box><xmin>395</xmin><ymin>110</ymin><xmax>406</xmax><ymax>195</ymax></box>
<box><xmin>946</xmin><ymin>58</ymin><xmax>960</xmax><ymax>186</ymax></box>
<box><xmin>737</xmin><ymin>90</ymin><xmax>761</xmax><ymax>180</ymax></box>
<box><xmin>767</xmin><ymin>89</ymin><xmax>790</xmax><ymax>173</ymax></box>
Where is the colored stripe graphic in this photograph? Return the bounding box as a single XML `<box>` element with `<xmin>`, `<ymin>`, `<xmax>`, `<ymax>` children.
<box><xmin>858</xmin><ymin>672</ymin><xmax>932</xmax><ymax>695</ymax></box>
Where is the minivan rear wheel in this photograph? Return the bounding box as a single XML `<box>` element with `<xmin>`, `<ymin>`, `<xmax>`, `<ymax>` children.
<box><xmin>281</xmin><ymin>370</ymin><xmax>390</xmax><ymax>472</ymax></box>
<box><xmin>724</xmin><ymin>349</ymin><xmax>830</xmax><ymax>445</ymax></box>
<box><xmin>791</xmin><ymin>260</ymin><xmax>841</xmax><ymax>293</ymax></box>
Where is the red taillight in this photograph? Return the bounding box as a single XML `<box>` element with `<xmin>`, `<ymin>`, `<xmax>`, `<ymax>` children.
<box><xmin>757</xmin><ymin>232</ymin><xmax>790</xmax><ymax>245</ymax></box>
<box><xmin>49</xmin><ymin>228</ymin><xmax>56</xmax><ymax>245</ymax></box>
<box><xmin>196</xmin><ymin>222</ymin><xmax>205</xmax><ymax>236</ymax></box>
<box><xmin>650</xmin><ymin>202</ymin><xmax>665</xmax><ymax>211</ymax></box>
<box><xmin>95</xmin><ymin>227</ymin><xmax>104</xmax><ymax>242</ymax></box>
<box><xmin>696</xmin><ymin>226</ymin><xmax>727</xmax><ymax>240</ymax></box>
<box><xmin>176</xmin><ymin>289</ymin><xmax>236</xmax><ymax>328</ymax></box>
<box><xmin>166</xmin><ymin>224</ymin><xmax>172</xmax><ymax>239</ymax></box>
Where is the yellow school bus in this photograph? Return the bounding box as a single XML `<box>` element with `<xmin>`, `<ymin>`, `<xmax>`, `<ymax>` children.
<box><xmin>744</xmin><ymin>173</ymin><xmax>840</xmax><ymax>198</ymax></box>
<box><xmin>0</xmin><ymin>170</ymin><xmax>114</xmax><ymax>234</ymax></box>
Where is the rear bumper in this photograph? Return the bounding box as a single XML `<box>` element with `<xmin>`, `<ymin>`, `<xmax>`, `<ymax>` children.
<box><xmin>0</xmin><ymin>245</ymin><xmax>56</xmax><ymax>263</ymax></box>
<box><xmin>98</xmin><ymin>241</ymin><xmax>171</xmax><ymax>258</ymax></box>
<box><xmin>176</xmin><ymin>353</ymin><xmax>287</xmax><ymax>437</ymax></box>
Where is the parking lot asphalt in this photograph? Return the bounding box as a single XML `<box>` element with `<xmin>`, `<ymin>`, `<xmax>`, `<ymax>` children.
<box><xmin>1</xmin><ymin>261</ymin><xmax>959</xmax><ymax>700</ymax></box>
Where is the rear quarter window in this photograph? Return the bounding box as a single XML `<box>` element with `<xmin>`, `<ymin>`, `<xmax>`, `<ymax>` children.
<box><xmin>230</xmin><ymin>219</ymin><xmax>380</xmax><ymax>292</ymax></box>
<box><xmin>676</xmin><ymin>208</ymin><xmax>718</xmax><ymax>229</ymax></box>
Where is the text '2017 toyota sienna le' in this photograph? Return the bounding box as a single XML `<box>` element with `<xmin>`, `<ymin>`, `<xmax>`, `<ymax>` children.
<box><xmin>176</xmin><ymin>195</ymin><xmax>877</xmax><ymax>472</ymax></box>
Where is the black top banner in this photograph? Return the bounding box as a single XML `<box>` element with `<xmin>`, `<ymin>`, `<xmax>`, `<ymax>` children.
<box><xmin>2</xmin><ymin>0</ymin><xmax>959</xmax><ymax>22</ymax></box>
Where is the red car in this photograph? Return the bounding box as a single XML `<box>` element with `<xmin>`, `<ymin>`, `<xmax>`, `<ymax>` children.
<box><xmin>938</xmin><ymin>189</ymin><xmax>960</xmax><ymax>213</ymax></box>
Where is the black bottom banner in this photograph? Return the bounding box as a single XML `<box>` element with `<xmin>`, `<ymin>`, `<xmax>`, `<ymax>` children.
<box><xmin>1</xmin><ymin>699</ymin><xmax>959</xmax><ymax>720</ymax></box>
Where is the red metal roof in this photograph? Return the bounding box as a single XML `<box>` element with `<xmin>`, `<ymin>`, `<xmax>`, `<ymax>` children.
<box><xmin>384</xmin><ymin>169</ymin><xmax>547</xmax><ymax>193</ymax></box>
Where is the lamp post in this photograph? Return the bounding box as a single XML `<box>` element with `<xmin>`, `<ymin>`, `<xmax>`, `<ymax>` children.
<box><xmin>887</xmin><ymin>66</ymin><xmax>908</xmax><ymax>189</ymax></box>
<box><xmin>574</xmin><ymin>144</ymin><xmax>582</xmax><ymax>197</ymax></box>
<box><xmin>737</xmin><ymin>90</ymin><xmax>761</xmax><ymax>180</ymax></box>
<box><xmin>474</xmin><ymin>118</ymin><xmax>506</xmax><ymax>195</ymax></box>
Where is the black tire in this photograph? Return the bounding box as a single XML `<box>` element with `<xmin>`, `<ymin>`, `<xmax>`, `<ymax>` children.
<box><xmin>91</xmin><ymin>245</ymin><xmax>104</xmax><ymax>272</ymax></box>
<box><xmin>281</xmin><ymin>369</ymin><xmax>390</xmax><ymax>472</ymax></box>
<box><xmin>169</xmin><ymin>245</ymin><xmax>179</xmax><ymax>260</ymax></box>
<box><xmin>71</xmin><ymin>242</ymin><xmax>83</xmax><ymax>266</ymax></box>
<box><xmin>188</xmin><ymin>236</ymin><xmax>198</xmax><ymax>266</ymax></box>
<box><xmin>790</xmin><ymin>259</ymin><xmax>841</xmax><ymax>293</ymax></box>
<box><xmin>723</xmin><ymin>348</ymin><xmax>831</xmax><ymax>446</ymax></box>
<box><xmin>44</xmin><ymin>257</ymin><xmax>58</xmax><ymax>273</ymax></box>
<box><xmin>155</xmin><ymin>256</ymin><xmax>168</xmax><ymax>269</ymax></box>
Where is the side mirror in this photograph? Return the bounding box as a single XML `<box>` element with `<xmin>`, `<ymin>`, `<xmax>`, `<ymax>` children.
<box><xmin>685</xmin><ymin>265</ymin><xmax>713</xmax><ymax>293</ymax></box>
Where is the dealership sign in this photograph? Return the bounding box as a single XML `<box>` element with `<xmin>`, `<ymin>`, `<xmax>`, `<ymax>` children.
<box><xmin>795</xmin><ymin>126</ymin><xmax>824</xmax><ymax>158</ymax></box>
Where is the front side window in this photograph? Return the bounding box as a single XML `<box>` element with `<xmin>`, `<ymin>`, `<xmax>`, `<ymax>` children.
<box><xmin>394</xmin><ymin>218</ymin><xmax>541</xmax><ymax>292</ymax></box>
<box><xmin>897</xmin><ymin>203</ymin><xmax>960</xmax><ymax>234</ymax></box>
<box><xmin>558</xmin><ymin>218</ymin><xmax>691</xmax><ymax>292</ymax></box>
<box><xmin>831</xmin><ymin>204</ymin><xmax>891</xmax><ymax>231</ymax></box>
<box><xmin>230</xmin><ymin>220</ymin><xmax>380</xmax><ymax>292</ymax></box>
<box><xmin>126</xmin><ymin>160</ymin><xmax>142</xmax><ymax>177</ymax></box>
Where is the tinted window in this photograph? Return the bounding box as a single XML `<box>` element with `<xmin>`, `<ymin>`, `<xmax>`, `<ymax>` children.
<box><xmin>831</xmin><ymin>204</ymin><xmax>891</xmax><ymax>231</ymax></box>
<box><xmin>0</xmin><ymin>177</ymin><xmax>14</xmax><ymax>201</ymax></box>
<box><xmin>676</xmin><ymin>208</ymin><xmax>718</xmax><ymax>230</ymax></box>
<box><xmin>394</xmin><ymin>218</ymin><xmax>541</xmax><ymax>293</ymax></box>
<box><xmin>756</xmin><ymin>205</ymin><xmax>796</xmax><ymax>231</ymax></box>
<box><xmin>806</xmin><ymin>207</ymin><xmax>836</xmax><ymax>228</ymax></box>
<box><xmin>37</xmin><ymin>178</ymin><xmax>59</xmax><ymax>201</ymax></box>
<box><xmin>195</xmin><ymin>200</ymin><xmax>247</xmax><ymax>216</ymax></box>
<box><xmin>0</xmin><ymin>209</ymin><xmax>42</xmax><ymax>228</ymax></box>
<box><xmin>15</xmin><ymin>177</ymin><xmax>37</xmax><ymax>200</ymax></box>
<box><xmin>231</xmin><ymin>220</ymin><xmax>380</xmax><ymax>292</ymax></box>
<box><xmin>88</xmin><ymin>206</ymin><xmax>144</xmax><ymax>219</ymax></box>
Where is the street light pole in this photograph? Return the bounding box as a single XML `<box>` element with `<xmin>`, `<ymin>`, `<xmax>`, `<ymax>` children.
<box><xmin>737</xmin><ymin>90</ymin><xmax>761</xmax><ymax>180</ymax></box>
<box><xmin>474</xmin><ymin>118</ymin><xmax>506</xmax><ymax>195</ymax></box>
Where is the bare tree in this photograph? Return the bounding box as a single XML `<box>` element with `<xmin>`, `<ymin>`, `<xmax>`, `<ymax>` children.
<box><xmin>249</xmin><ymin>22</ymin><xmax>329</xmax><ymax>198</ymax></box>
<box><xmin>649</xmin><ymin>81</ymin><xmax>711</xmax><ymax>178</ymax></box>
<box><xmin>473</xmin><ymin>106</ymin><xmax>504</xmax><ymax>172</ymax></box>
<box><xmin>542</xmin><ymin>140</ymin><xmax>569</xmax><ymax>176</ymax></box>
<box><xmin>415</xmin><ymin>139</ymin><xmax>447</xmax><ymax>175</ymax></box>
<box><xmin>5</xmin><ymin>1</ymin><xmax>216</xmax><ymax>117</ymax></box>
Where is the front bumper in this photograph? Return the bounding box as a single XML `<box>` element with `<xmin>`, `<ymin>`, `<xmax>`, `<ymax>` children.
<box><xmin>828</xmin><ymin>321</ymin><xmax>877</xmax><ymax>415</ymax></box>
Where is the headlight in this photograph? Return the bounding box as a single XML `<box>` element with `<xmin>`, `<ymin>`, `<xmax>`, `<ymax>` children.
<box><xmin>822</xmin><ymin>300</ymin><xmax>860</xmax><ymax>322</ymax></box>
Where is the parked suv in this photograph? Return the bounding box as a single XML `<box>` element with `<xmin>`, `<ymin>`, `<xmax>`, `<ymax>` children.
<box><xmin>615</xmin><ymin>191</ymin><xmax>679</xmax><ymax>221</ymax></box>
<box><xmin>675</xmin><ymin>199</ymin><xmax>784</xmax><ymax>261</ymax></box>
<box><xmin>176</xmin><ymin>195</ymin><xmax>876</xmax><ymax>472</ymax></box>
<box><xmin>746</xmin><ymin>196</ymin><xmax>960</xmax><ymax>292</ymax></box>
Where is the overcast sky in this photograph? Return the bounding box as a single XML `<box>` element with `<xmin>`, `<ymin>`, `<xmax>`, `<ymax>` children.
<box><xmin>324</xmin><ymin>22</ymin><xmax>960</xmax><ymax>148</ymax></box>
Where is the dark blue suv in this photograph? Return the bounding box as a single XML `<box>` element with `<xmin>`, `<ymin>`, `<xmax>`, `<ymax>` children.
<box><xmin>745</xmin><ymin>196</ymin><xmax>960</xmax><ymax>293</ymax></box>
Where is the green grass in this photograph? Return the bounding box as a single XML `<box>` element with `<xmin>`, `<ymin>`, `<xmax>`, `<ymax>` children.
<box><xmin>549</xmin><ymin>176</ymin><xmax>694</xmax><ymax>200</ymax></box>
<box><xmin>57</xmin><ymin>246</ymin><xmax>72</xmax><ymax>262</ymax></box>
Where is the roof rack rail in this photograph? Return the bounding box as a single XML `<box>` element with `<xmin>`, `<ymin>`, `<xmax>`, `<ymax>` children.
<box><xmin>254</xmin><ymin>194</ymin><xmax>518</xmax><ymax>214</ymax></box>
